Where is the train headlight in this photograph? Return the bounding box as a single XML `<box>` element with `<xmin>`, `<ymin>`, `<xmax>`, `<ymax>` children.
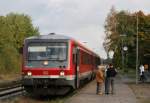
<box><xmin>60</xmin><ymin>71</ymin><xmax>65</xmax><ymax>76</ymax></box>
<box><xmin>27</xmin><ymin>71</ymin><xmax>32</xmax><ymax>76</ymax></box>
<box><xmin>43</xmin><ymin>61</ymin><xmax>48</xmax><ymax>66</ymax></box>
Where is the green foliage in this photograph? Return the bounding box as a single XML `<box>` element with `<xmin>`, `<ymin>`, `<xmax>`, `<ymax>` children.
<box><xmin>0</xmin><ymin>13</ymin><xmax>39</xmax><ymax>74</ymax></box>
<box><xmin>0</xmin><ymin>45</ymin><xmax>19</xmax><ymax>72</ymax></box>
<box><xmin>5</xmin><ymin>13</ymin><xmax>39</xmax><ymax>50</ymax></box>
<box><xmin>104</xmin><ymin>7</ymin><xmax>150</xmax><ymax>69</ymax></box>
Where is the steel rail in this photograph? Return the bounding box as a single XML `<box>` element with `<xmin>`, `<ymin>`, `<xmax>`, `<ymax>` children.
<box><xmin>0</xmin><ymin>84</ymin><xmax>24</xmax><ymax>100</ymax></box>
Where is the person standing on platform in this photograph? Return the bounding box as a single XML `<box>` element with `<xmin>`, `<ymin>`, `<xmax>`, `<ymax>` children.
<box><xmin>139</xmin><ymin>64</ymin><xmax>146</xmax><ymax>83</ymax></box>
<box><xmin>105</xmin><ymin>64</ymin><xmax>117</xmax><ymax>95</ymax></box>
<box><xmin>96</xmin><ymin>65</ymin><xmax>105</xmax><ymax>95</ymax></box>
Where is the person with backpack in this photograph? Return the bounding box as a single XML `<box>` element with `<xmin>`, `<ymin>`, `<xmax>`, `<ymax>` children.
<box><xmin>105</xmin><ymin>64</ymin><xmax>117</xmax><ymax>95</ymax></box>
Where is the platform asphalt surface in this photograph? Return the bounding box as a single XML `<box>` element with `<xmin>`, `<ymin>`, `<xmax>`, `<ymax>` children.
<box><xmin>65</xmin><ymin>76</ymin><xmax>138</xmax><ymax>103</ymax></box>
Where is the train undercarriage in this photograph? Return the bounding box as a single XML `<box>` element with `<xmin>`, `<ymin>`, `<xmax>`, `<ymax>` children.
<box><xmin>22</xmin><ymin>78</ymin><xmax>75</xmax><ymax>95</ymax></box>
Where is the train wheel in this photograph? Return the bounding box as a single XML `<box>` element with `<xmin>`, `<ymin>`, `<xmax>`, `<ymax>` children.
<box><xmin>24</xmin><ymin>86</ymin><xmax>33</xmax><ymax>94</ymax></box>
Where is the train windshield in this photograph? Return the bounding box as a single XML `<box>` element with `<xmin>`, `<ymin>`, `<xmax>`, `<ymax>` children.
<box><xmin>27</xmin><ymin>42</ymin><xmax>67</xmax><ymax>61</ymax></box>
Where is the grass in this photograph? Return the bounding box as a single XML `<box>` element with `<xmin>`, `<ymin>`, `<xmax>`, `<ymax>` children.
<box><xmin>120</xmin><ymin>68</ymin><xmax>150</xmax><ymax>103</ymax></box>
<box><xmin>139</xmin><ymin>99</ymin><xmax>150</xmax><ymax>103</ymax></box>
<box><xmin>47</xmin><ymin>98</ymin><xmax>66</xmax><ymax>103</ymax></box>
<box><xmin>0</xmin><ymin>73</ymin><xmax>21</xmax><ymax>81</ymax></box>
<box><xmin>128</xmin><ymin>83</ymin><xmax>150</xmax><ymax>103</ymax></box>
<box><xmin>119</xmin><ymin>68</ymin><xmax>136</xmax><ymax>78</ymax></box>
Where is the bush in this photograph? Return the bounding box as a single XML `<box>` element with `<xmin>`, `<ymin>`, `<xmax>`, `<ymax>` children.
<box><xmin>0</xmin><ymin>45</ymin><xmax>20</xmax><ymax>74</ymax></box>
<box><xmin>0</xmin><ymin>13</ymin><xmax>39</xmax><ymax>75</ymax></box>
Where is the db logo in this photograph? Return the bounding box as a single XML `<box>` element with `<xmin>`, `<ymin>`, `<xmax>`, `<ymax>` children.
<box><xmin>43</xmin><ymin>71</ymin><xmax>48</xmax><ymax>75</ymax></box>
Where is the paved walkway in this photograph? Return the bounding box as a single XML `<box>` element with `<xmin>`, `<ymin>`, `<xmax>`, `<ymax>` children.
<box><xmin>65</xmin><ymin>76</ymin><xmax>138</xmax><ymax>103</ymax></box>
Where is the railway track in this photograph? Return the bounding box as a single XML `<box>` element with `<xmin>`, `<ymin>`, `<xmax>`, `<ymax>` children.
<box><xmin>0</xmin><ymin>80</ymin><xmax>24</xmax><ymax>100</ymax></box>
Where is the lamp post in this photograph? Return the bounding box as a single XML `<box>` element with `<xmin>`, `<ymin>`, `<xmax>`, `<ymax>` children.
<box><xmin>123</xmin><ymin>46</ymin><xmax>128</xmax><ymax>72</ymax></box>
<box><xmin>119</xmin><ymin>13</ymin><xmax>139</xmax><ymax>84</ymax></box>
<box><xmin>113</xmin><ymin>12</ymin><xmax>139</xmax><ymax>84</ymax></box>
<box><xmin>120</xmin><ymin>34</ymin><xmax>126</xmax><ymax>71</ymax></box>
<box><xmin>136</xmin><ymin>13</ymin><xmax>139</xmax><ymax>84</ymax></box>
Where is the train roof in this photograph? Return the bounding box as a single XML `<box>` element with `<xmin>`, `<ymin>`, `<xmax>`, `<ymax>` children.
<box><xmin>26</xmin><ymin>33</ymin><xmax>72</xmax><ymax>40</ymax></box>
<box><xmin>25</xmin><ymin>33</ymin><xmax>100</xmax><ymax>58</ymax></box>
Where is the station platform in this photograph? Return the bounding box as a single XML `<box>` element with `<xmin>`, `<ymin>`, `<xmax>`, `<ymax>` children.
<box><xmin>65</xmin><ymin>76</ymin><xmax>138</xmax><ymax>103</ymax></box>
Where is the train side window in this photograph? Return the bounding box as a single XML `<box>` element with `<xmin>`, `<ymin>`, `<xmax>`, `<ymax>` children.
<box><xmin>77</xmin><ymin>49</ymin><xmax>80</xmax><ymax>65</ymax></box>
<box><xmin>73</xmin><ymin>48</ymin><xmax>80</xmax><ymax>64</ymax></box>
<box><xmin>73</xmin><ymin>48</ymin><xmax>77</xmax><ymax>64</ymax></box>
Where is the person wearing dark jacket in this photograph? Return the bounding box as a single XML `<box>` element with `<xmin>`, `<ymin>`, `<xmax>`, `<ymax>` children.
<box><xmin>105</xmin><ymin>64</ymin><xmax>117</xmax><ymax>95</ymax></box>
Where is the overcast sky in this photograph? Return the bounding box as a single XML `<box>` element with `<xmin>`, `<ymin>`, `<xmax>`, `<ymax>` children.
<box><xmin>0</xmin><ymin>0</ymin><xmax>150</xmax><ymax>58</ymax></box>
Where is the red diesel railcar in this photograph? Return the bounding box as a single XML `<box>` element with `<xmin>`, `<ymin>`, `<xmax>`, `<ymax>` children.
<box><xmin>22</xmin><ymin>33</ymin><xmax>100</xmax><ymax>95</ymax></box>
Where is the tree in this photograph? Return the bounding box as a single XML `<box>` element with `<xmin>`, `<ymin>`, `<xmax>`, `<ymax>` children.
<box><xmin>6</xmin><ymin>13</ymin><xmax>39</xmax><ymax>51</ymax></box>
<box><xmin>0</xmin><ymin>13</ymin><xmax>39</xmax><ymax>73</ymax></box>
<box><xmin>104</xmin><ymin>9</ymin><xmax>150</xmax><ymax>70</ymax></box>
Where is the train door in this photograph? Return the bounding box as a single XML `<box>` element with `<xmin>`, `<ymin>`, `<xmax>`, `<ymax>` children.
<box><xmin>91</xmin><ymin>56</ymin><xmax>95</xmax><ymax>80</ymax></box>
<box><xmin>73</xmin><ymin>47</ymin><xmax>80</xmax><ymax>89</ymax></box>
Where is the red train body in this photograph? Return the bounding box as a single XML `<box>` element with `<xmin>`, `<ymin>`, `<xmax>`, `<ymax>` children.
<box><xmin>22</xmin><ymin>33</ymin><xmax>100</xmax><ymax>95</ymax></box>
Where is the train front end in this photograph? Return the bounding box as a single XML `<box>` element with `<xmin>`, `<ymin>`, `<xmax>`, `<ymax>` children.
<box><xmin>22</xmin><ymin>35</ymin><xmax>74</xmax><ymax>95</ymax></box>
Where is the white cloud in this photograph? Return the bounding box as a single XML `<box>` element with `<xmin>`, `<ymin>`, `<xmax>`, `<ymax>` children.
<box><xmin>0</xmin><ymin>0</ymin><xmax>150</xmax><ymax>58</ymax></box>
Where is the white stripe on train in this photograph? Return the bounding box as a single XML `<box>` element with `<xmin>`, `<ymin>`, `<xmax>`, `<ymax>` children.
<box><xmin>24</xmin><ymin>71</ymin><xmax>93</xmax><ymax>80</ymax></box>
